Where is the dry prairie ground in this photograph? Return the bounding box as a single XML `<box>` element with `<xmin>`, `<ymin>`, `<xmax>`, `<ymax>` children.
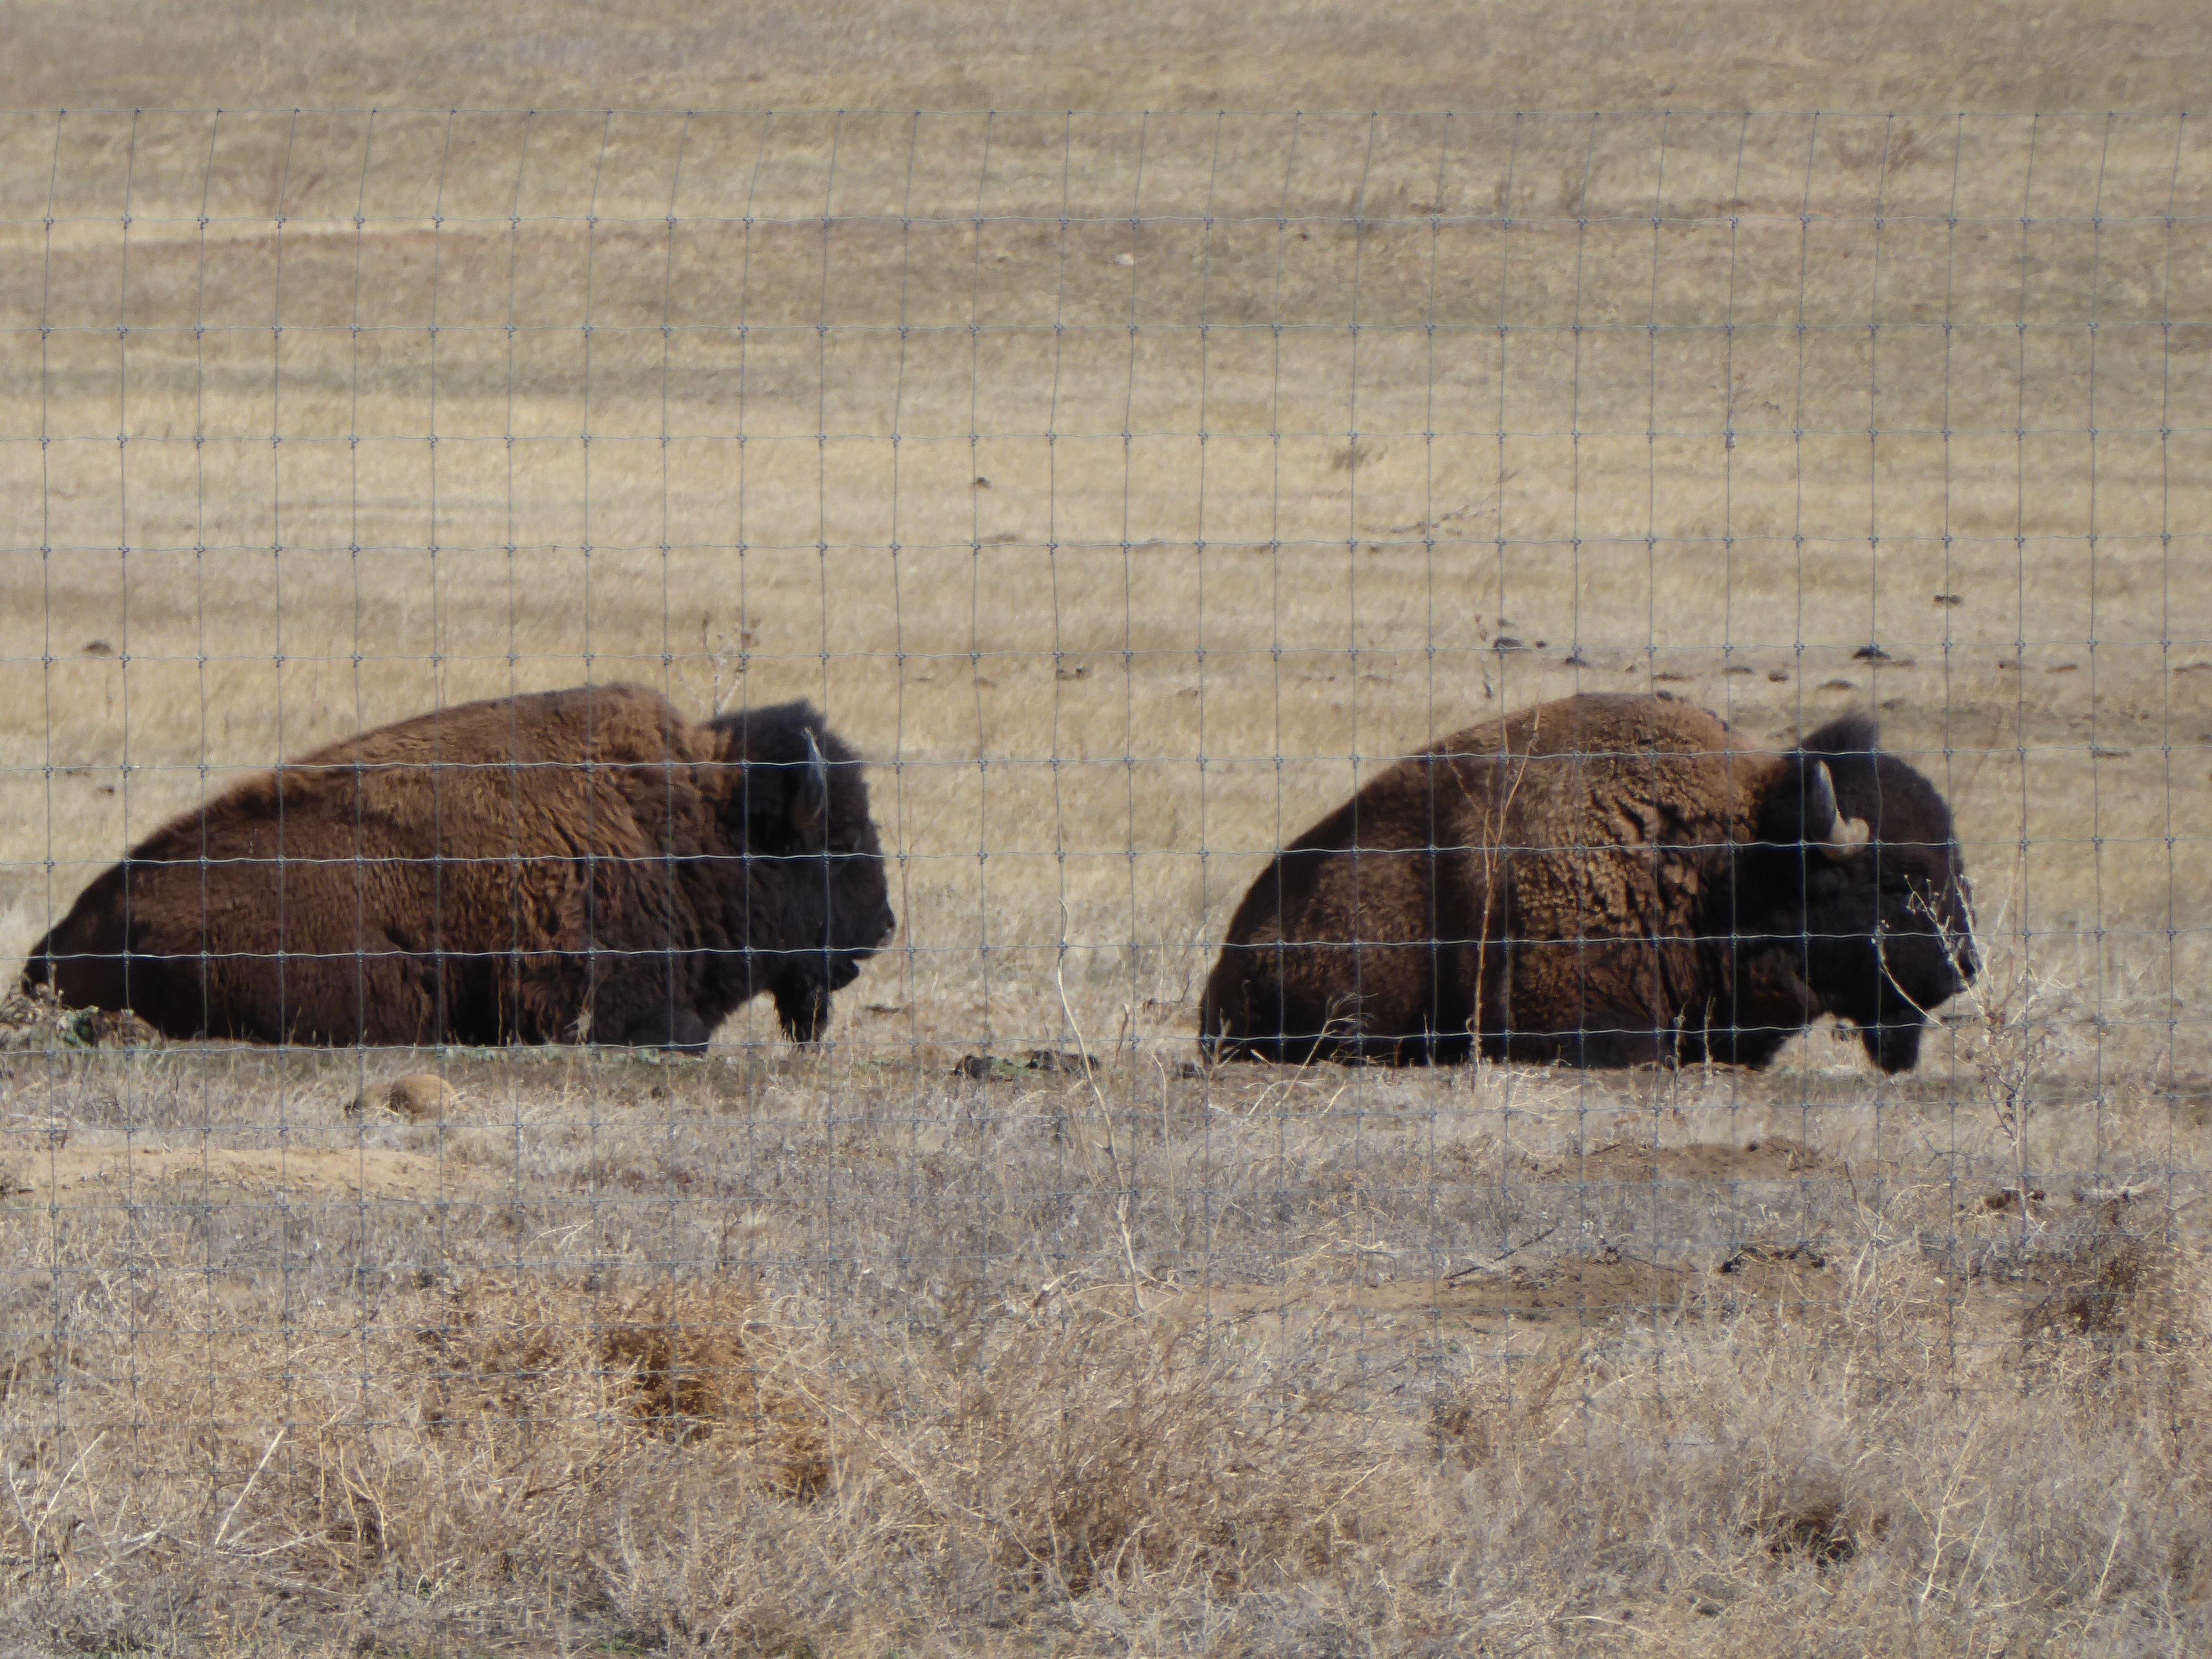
<box><xmin>2</xmin><ymin>105</ymin><xmax>2210</xmax><ymax>1056</ymax></box>
<box><xmin>4</xmin><ymin>0</ymin><xmax>2212</xmax><ymax>119</ymax></box>
<box><xmin>0</xmin><ymin>4</ymin><xmax>2210</xmax><ymax>1650</ymax></box>
<box><xmin>0</xmin><ymin>1019</ymin><xmax>2205</xmax><ymax>1656</ymax></box>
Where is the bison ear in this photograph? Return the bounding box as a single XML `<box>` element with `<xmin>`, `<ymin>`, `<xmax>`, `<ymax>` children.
<box><xmin>789</xmin><ymin>728</ymin><xmax>830</xmax><ymax>846</ymax></box>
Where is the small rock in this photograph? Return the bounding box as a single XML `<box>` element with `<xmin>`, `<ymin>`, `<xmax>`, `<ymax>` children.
<box><xmin>1022</xmin><ymin>1048</ymin><xmax>1094</xmax><ymax>1076</ymax></box>
<box><xmin>81</xmin><ymin>639</ymin><xmax>115</xmax><ymax>657</ymax></box>
<box><xmin>86</xmin><ymin>1009</ymin><xmax>159</xmax><ymax>1048</ymax></box>
<box><xmin>1767</xmin><ymin>669</ymin><xmax>1790</xmax><ymax>682</ymax></box>
<box><xmin>352</xmin><ymin>1073</ymin><xmax>458</xmax><ymax>1120</ymax></box>
<box><xmin>951</xmin><ymin>1050</ymin><xmax>1096</xmax><ymax>1083</ymax></box>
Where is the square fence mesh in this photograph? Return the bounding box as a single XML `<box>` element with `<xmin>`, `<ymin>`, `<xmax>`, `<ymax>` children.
<box><xmin>0</xmin><ymin>108</ymin><xmax>2207</xmax><ymax>1651</ymax></box>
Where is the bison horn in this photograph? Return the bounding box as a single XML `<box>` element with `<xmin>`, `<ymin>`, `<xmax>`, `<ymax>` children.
<box><xmin>1807</xmin><ymin>760</ymin><xmax>1872</xmax><ymax>857</ymax></box>
<box><xmin>792</xmin><ymin>727</ymin><xmax>830</xmax><ymax>841</ymax></box>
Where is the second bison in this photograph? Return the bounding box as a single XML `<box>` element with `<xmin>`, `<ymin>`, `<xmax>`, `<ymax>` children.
<box><xmin>24</xmin><ymin>684</ymin><xmax>896</xmax><ymax>1049</ymax></box>
<box><xmin>1201</xmin><ymin>692</ymin><xmax>1974</xmax><ymax>1073</ymax></box>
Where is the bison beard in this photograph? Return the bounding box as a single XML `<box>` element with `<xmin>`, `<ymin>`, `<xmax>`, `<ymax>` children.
<box><xmin>22</xmin><ymin>685</ymin><xmax>896</xmax><ymax>1050</ymax></box>
<box><xmin>1199</xmin><ymin>692</ymin><xmax>1975</xmax><ymax>1073</ymax></box>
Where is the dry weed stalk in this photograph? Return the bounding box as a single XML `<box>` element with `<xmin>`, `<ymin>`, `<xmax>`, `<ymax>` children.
<box><xmin>700</xmin><ymin>614</ymin><xmax>759</xmax><ymax>719</ymax></box>
<box><xmin>1911</xmin><ymin>893</ymin><xmax>2083</xmax><ymax>1213</ymax></box>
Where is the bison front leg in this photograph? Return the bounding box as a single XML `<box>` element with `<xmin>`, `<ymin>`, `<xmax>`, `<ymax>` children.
<box><xmin>773</xmin><ymin>979</ymin><xmax>832</xmax><ymax>1044</ymax></box>
<box><xmin>585</xmin><ymin>993</ymin><xmax>716</xmax><ymax>1053</ymax></box>
<box><xmin>1860</xmin><ymin>1013</ymin><xmax>1925</xmax><ymax>1074</ymax></box>
<box><xmin>634</xmin><ymin>1004</ymin><xmax>713</xmax><ymax>1053</ymax></box>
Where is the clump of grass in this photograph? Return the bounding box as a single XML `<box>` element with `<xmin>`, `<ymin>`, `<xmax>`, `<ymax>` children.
<box><xmin>898</xmin><ymin>1308</ymin><xmax>1389</xmax><ymax>1596</ymax></box>
<box><xmin>410</xmin><ymin>1276</ymin><xmax>836</xmax><ymax>1490</ymax></box>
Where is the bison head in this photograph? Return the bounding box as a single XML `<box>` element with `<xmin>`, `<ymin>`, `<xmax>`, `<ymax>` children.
<box><xmin>716</xmin><ymin>703</ymin><xmax>896</xmax><ymax>1042</ymax></box>
<box><xmin>1755</xmin><ymin>714</ymin><xmax>1976</xmax><ymax>1073</ymax></box>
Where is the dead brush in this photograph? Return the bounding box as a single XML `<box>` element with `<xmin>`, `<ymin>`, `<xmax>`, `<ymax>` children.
<box><xmin>216</xmin><ymin>1272</ymin><xmax>845</xmax><ymax>1585</ymax></box>
<box><xmin>1758</xmin><ymin>1491</ymin><xmax>1889</xmax><ymax>1567</ymax></box>
<box><xmin>1911</xmin><ymin>893</ymin><xmax>2086</xmax><ymax>1211</ymax></box>
<box><xmin>1430</xmin><ymin>1329</ymin><xmax>1589</xmax><ymax>1467</ymax></box>
<box><xmin>409</xmin><ymin>1275</ymin><xmax>834</xmax><ymax>1491</ymax></box>
<box><xmin>901</xmin><ymin>1308</ymin><xmax>1389</xmax><ymax>1595</ymax></box>
<box><xmin>2018</xmin><ymin>1208</ymin><xmax>2208</xmax><ymax>1404</ymax></box>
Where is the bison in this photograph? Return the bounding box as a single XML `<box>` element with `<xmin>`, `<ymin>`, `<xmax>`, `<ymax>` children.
<box><xmin>23</xmin><ymin>684</ymin><xmax>896</xmax><ymax>1049</ymax></box>
<box><xmin>1200</xmin><ymin>692</ymin><xmax>1975</xmax><ymax>1073</ymax></box>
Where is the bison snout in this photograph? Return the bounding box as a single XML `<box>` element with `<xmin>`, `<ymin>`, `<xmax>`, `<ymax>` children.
<box><xmin>1865</xmin><ymin>1019</ymin><xmax>1926</xmax><ymax>1075</ymax></box>
<box><xmin>875</xmin><ymin>906</ymin><xmax>898</xmax><ymax>948</ymax></box>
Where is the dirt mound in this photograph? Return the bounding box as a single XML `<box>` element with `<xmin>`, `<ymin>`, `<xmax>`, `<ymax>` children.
<box><xmin>0</xmin><ymin>1140</ymin><xmax>458</xmax><ymax>1207</ymax></box>
<box><xmin>349</xmin><ymin>1072</ymin><xmax>460</xmax><ymax>1120</ymax></box>
<box><xmin>1545</xmin><ymin>1137</ymin><xmax>1822</xmax><ymax>1183</ymax></box>
<box><xmin>1167</xmin><ymin>1241</ymin><xmax>1841</xmax><ymax>1333</ymax></box>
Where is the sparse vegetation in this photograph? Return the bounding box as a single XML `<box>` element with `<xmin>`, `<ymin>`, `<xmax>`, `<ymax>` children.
<box><xmin>0</xmin><ymin>996</ymin><xmax>2201</xmax><ymax>1654</ymax></box>
<box><xmin>0</xmin><ymin>2</ymin><xmax>2207</xmax><ymax>1652</ymax></box>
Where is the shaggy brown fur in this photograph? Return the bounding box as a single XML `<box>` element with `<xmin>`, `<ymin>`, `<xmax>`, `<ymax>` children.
<box><xmin>1200</xmin><ymin>692</ymin><xmax>1974</xmax><ymax>1072</ymax></box>
<box><xmin>24</xmin><ymin>685</ymin><xmax>895</xmax><ymax>1048</ymax></box>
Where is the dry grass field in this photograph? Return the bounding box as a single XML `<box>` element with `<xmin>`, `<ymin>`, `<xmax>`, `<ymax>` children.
<box><xmin>0</xmin><ymin>3</ymin><xmax>2210</xmax><ymax>1653</ymax></box>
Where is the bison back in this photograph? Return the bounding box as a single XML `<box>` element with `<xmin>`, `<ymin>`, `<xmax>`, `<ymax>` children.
<box><xmin>25</xmin><ymin>684</ymin><xmax>719</xmax><ymax>1045</ymax></box>
<box><xmin>1201</xmin><ymin>694</ymin><xmax>1771</xmax><ymax>1065</ymax></box>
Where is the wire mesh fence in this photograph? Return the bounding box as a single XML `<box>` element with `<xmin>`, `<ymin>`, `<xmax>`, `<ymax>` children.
<box><xmin>0</xmin><ymin>108</ymin><xmax>2208</xmax><ymax>1650</ymax></box>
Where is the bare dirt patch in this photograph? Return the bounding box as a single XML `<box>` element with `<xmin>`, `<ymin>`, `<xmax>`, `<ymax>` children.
<box><xmin>1164</xmin><ymin>1245</ymin><xmax>1844</xmax><ymax>1334</ymax></box>
<box><xmin>1546</xmin><ymin>1136</ymin><xmax>1825</xmax><ymax>1184</ymax></box>
<box><xmin>0</xmin><ymin>1138</ymin><xmax>462</xmax><ymax>1207</ymax></box>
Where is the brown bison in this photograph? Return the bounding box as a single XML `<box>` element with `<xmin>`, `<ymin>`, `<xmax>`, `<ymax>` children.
<box><xmin>1201</xmin><ymin>692</ymin><xmax>1975</xmax><ymax>1073</ymax></box>
<box><xmin>23</xmin><ymin>685</ymin><xmax>895</xmax><ymax>1049</ymax></box>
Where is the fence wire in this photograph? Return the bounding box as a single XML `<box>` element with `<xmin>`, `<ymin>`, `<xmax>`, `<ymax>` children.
<box><xmin>0</xmin><ymin>108</ymin><xmax>2206</xmax><ymax>1647</ymax></box>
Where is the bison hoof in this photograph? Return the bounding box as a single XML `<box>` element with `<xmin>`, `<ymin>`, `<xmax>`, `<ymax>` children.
<box><xmin>662</xmin><ymin>1009</ymin><xmax>713</xmax><ymax>1053</ymax></box>
<box><xmin>775</xmin><ymin>981</ymin><xmax>832</xmax><ymax>1044</ymax></box>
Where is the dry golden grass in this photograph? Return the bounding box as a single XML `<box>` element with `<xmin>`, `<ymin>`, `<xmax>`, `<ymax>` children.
<box><xmin>0</xmin><ymin>1036</ymin><xmax>2204</xmax><ymax>1654</ymax></box>
<box><xmin>2</xmin><ymin>98</ymin><xmax>2207</xmax><ymax>1058</ymax></box>
<box><xmin>0</xmin><ymin>2</ymin><xmax>2208</xmax><ymax>1652</ymax></box>
<box><xmin>6</xmin><ymin>0</ymin><xmax>2212</xmax><ymax>120</ymax></box>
